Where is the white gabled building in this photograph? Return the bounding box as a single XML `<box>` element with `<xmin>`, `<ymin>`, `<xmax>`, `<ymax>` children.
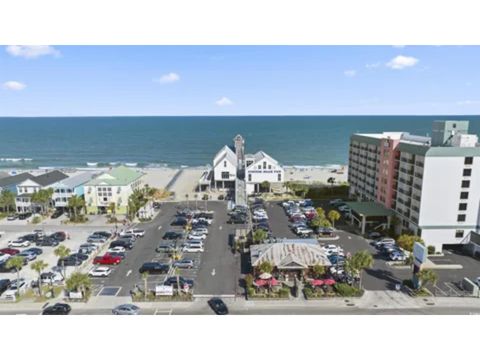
<box><xmin>245</xmin><ymin>151</ymin><xmax>284</xmax><ymax>194</ymax></box>
<box><xmin>212</xmin><ymin>145</ymin><xmax>237</xmax><ymax>189</ymax></box>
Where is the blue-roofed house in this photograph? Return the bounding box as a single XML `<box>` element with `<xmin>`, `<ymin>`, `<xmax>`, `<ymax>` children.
<box><xmin>51</xmin><ymin>171</ymin><xmax>100</xmax><ymax>209</ymax></box>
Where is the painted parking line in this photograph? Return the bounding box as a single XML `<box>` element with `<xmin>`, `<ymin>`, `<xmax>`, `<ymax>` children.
<box><xmin>158</xmin><ymin>225</ymin><xmax>162</xmax><ymax>230</ymax></box>
<box><xmin>126</xmin><ymin>269</ymin><xmax>132</xmax><ymax>277</ymax></box>
<box><xmin>444</xmin><ymin>282</ymin><xmax>461</xmax><ymax>296</ymax></box>
<box><xmin>154</xmin><ymin>309</ymin><xmax>172</xmax><ymax>315</ymax></box>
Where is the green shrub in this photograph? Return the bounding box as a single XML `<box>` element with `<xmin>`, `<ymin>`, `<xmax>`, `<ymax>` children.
<box><xmin>334</xmin><ymin>283</ymin><xmax>362</xmax><ymax>297</ymax></box>
<box><xmin>31</xmin><ymin>216</ymin><xmax>42</xmax><ymax>224</ymax></box>
<box><xmin>427</xmin><ymin>245</ymin><xmax>435</xmax><ymax>255</ymax></box>
<box><xmin>244</xmin><ymin>274</ymin><xmax>254</xmax><ymax>288</ymax></box>
<box><xmin>246</xmin><ymin>286</ymin><xmax>255</xmax><ymax>297</ymax></box>
<box><xmin>278</xmin><ymin>287</ymin><xmax>290</xmax><ymax>298</ymax></box>
<box><xmin>303</xmin><ymin>287</ymin><xmax>313</xmax><ymax>298</ymax></box>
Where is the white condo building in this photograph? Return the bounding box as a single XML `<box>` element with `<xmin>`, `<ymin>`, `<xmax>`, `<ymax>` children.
<box><xmin>348</xmin><ymin>120</ymin><xmax>480</xmax><ymax>251</ymax></box>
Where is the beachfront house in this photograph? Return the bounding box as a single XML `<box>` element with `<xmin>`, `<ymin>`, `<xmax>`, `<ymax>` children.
<box><xmin>84</xmin><ymin>166</ymin><xmax>144</xmax><ymax>215</ymax></box>
<box><xmin>245</xmin><ymin>151</ymin><xmax>284</xmax><ymax>194</ymax></box>
<box><xmin>250</xmin><ymin>240</ymin><xmax>331</xmax><ymax>280</ymax></box>
<box><xmin>51</xmin><ymin>171</ymin><xmax>100</xmax><ymax>210</ymax></box>
<box><xmin>212</xmin><ymin>145</ymin><xmax>237</xmax><ymax>189</ymax></box>
<box><xmin>15</xmin><ymin>170</ymin><xmax>69</xmax><ymax>213</ymax></box>
<box><xmin>0</xmin><ymin>172</ymin><xmax>35</xmax><ymax>195</ymax></box>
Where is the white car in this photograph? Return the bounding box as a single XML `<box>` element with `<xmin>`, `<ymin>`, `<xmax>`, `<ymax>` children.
<box><xmin>295</xmin><ymin>227</ymin><xmax>313</xmax><ymax>235</ymax></box>
<box><xmin>0</xmin><ymin>253</ymin><xmax>11</xmax><ymax>262</ymax></box>
<box><xmin>390</xmin><ymin>251</ymin><xmax>407</xmax><ymax>261</ymax></box>
<box><xmin>182</xmin><ymin>244</ymin><xmax>204</xmax><ymax>253</ymax></box>
<box><xmin>188</xmin><ymin>233</ymin><xmax>207</xmax><ymax>240</ymax></box>
<box><xmin>475</xmin><ymin>277</ymin><xmax>480</xmax><ymax>287</ymax></box>
<box><xmin>109</xmin><ymin>246</ymin><xmax>126</xmax><ymax>253</ymax></box>
<box><xmin>8</xmin><ymin>238</ymin><xmax>30</xmax><ymax>247</ymax></box>
<box><xmin>192</xmin><ymin>218</ymin><xmax>212</xmax><ymax>225</ymax></box>
<box><xmin>253</xmin><ymin>214</ymin><xmax>268</xmax><ymax>221</ymax></box>
<box><xmin>89</xmin><ymin>266</ymin><xmax>112</xmax><ymax>277</ymax></box>
<box><xmin>1</xmin><ymin>278</ymin><xmax>28</xmax><ymax>301</ymax></box>
<box><xmin>121</xmin><ymin>229</ymin><xmax>145</xmax><ymax>238</ymax></box>
<box><xmin>191</xmin><ymin>227</ymin><xmax>208</xmax><ymax>235</ymax></box>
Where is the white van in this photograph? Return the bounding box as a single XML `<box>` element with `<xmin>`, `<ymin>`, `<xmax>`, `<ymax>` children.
<box><xmin>182</xmin><ymin>243</ymin><xmax>204</xmax><ymax>253</ymax></box>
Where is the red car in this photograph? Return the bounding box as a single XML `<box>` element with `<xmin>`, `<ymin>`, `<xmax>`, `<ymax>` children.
<box><xmin>0</xmin><ymin>248</ymin><xmax>20</xmax><ymax>256</ymax></box>
<box><xmin>93</xmin><ymin>254</ymin><xmax>122</xmax><ymax>265</ymax></box>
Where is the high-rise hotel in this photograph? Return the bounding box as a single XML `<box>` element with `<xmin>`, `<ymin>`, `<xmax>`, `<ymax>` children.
<box><xmin>348</xmin><ymin>120</ymin><xmax>480</xmax><ymax>251</ymax></box>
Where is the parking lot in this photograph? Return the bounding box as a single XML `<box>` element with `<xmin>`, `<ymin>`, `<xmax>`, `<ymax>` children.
<box><xmin>264</xmin><ymin>200</ymin><xmax>480</xmax><ymax>293</ymax></box>
<box><xmin>88</xmin><ymin>201</ymin><xmax>240</xmax><ymax>298</ymax></box>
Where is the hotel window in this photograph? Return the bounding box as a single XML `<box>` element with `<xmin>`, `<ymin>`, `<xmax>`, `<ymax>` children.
<box><xmin>455</xmin><ymin>230</ymin><xmax>464</xmax><ymax>238</ymax></box>
<box><xmin>457</xmin><ymin>214</ymin><xmax>466</xmax><ymax>222</ymax></box>
<box><xmin>221</xmin><ymin>171</ymin><xmax>229</xmax><ymax>179</ymax></box>
<box><xmin>277</xmin><ymin>174</ymin><xmax>281</xmax><ymax>182</ymax></box>
<box><xmin>463</xmin><ymin>168</ymin><xmax>472</xmax><ymax>176</ymax></box>
<box><xmin>258</xmin><ymin>165</ymin><xmax>261</xmax><ymax>169</ymax></box>
<box><xmin>263</xmin><ymin>161</ymin><xmax>267</xmax><ymax>169</ymax></box>
<box><xmin>460</xmin><ymin>192</ymin><xmax>469</xmax><ymax>199</ymax></box>
<box><xmin>458</xmin><ymin>203</ymin><xmax>468</xmax><ymax>211</ymax></box>
<box><xmin>223</xmin><ymin>160</ymin><xmax>227</xmax><ymax>167</ymax></box>
<box><xmin>248</xmin><ymin>174</ymin><xmax>252</xmax><ymax>181</ymax></box>
<box><xmin>268</xmin><ymin>165</ymin><xmax>272</xmax><ymax>169</ymax></box>
<box><xmin>461</xmin><ymin>180</ymin><xmax>470</xmax><ymax>188</ymax></box>
<box><xmin>464</xmin><ymin>157</ymin><xmax>473</xmax><ymax>165</ymax></box>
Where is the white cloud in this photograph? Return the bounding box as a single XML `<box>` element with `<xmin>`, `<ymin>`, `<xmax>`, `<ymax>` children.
<box><xmin>344</xmin><ymin>69</ymin><xmax>356</xmax><ymax>77</ymax></box>
<box><xmin>365</xmin><ymin>62</ymin><xmax>381</xmax><ymax>69</ymax></box>
<box><xmin>456</xmin><ymin>100</ymin><xmax>480</xmax><ymax>106</ymax></box>
<box><xmin>154</xmin><ymin>72</ymin><xmax>180</xmax><ymax>84</ymax></box>
<box><xmin>6</xmin><ymin>45</ymin><xmax>60</xmax><ymax>59</ymax></box>
<box><xmin>2</xmin><ymin>81</ymin><xmax>26</xmax><ymax>91</ymax></box>
<box><xmin>215</xmin><ymin>96</ymin><xmax>233</xmax><ymax>106</ymax></box>
<box><xmin>386</xmin><ymin>55</ymin><xmax>419</xmax><ymax>70</ymax></box>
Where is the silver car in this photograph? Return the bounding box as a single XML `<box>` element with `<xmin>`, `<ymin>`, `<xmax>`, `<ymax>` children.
<box><xmin>112</xmin><ymin>304</ymin><xmax>141</xmax><ymax>315</ymax></box>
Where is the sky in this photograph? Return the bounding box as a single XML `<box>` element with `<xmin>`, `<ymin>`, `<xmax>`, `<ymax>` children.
<box><xmin>0</xmin><ymin>45</ymin><xmax>479</xmax><ymax>116</ymax></box>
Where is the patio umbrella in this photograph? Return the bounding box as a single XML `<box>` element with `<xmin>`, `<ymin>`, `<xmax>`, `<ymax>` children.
<box><xmin>268</xmin><ymin>278</ymin><xmax>280</xmax><ymax>286</ymax></box>
<box><xmin>323</xmin><ymin>278</ymin><xmax>336</xmax><ymax>286</ymax></box>
<box><xmin>259</xmin><ymin>272</ymin><xmax>272</xmax><ymax>280</ymax></box>
<box><xmin>254</xmin><ymin>279</ymin><xmax>267</xmax><ymax>287</ymax></box>
<box><xmin>310</xmin><ymin>279</ymin><xmax>324</xmax><ymax>286</ymax></box>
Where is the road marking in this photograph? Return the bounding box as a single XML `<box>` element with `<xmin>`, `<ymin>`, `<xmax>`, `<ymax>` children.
<box><xmin>218</xmin><ymin>225</ymin><xmax>222</xmax><ymax>230</ymax></box>
<box><xmin>126</xmin><ymin>269</ymin><xmax>132</xmax><ymax>277</ymax></box>
<box><xmin>348</xmin><ymin>236</ymin><xmax>352</xmax><ymax>239</ymax></box>
<box><xmin>211</xmin><ymin>268</ymin><xmax>216</xmax><ymax>276</ymax></box>
<box><xmin>158</xmin><ymin>225</ymin><xmax>162</xmax><ymax>230</ymax></box>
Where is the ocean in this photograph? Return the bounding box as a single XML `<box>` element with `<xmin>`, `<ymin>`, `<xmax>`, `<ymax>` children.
<box><xmin>1</xmin><ymin>115</ymin><xmax>479</xmax><ymax>169</ymax></box>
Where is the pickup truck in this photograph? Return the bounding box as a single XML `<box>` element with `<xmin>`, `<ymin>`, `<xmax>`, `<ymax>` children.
<box><xmin>93</xmin><ymin>254</ymin><xmax>122</xmax><ymax>265</ymax></box>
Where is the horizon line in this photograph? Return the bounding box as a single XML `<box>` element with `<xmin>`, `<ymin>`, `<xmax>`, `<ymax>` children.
<box><xmin>0</xmin><ymin>114</ymin><xmax>479</xmax><ymax>118</ymax></box>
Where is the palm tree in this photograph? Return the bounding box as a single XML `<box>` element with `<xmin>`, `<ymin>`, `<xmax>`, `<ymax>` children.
<box><xmin>185</xmin><ymin>194</ymin><xmax>189</xmax><ymax>208</ymax></box>
<box><xmin>327</xmin><ymin>210</ymin><xmax>341</xmax><ymax>228</ymax></box>
<box><xmin>258</xmin><ymin>261</ymin><xmax>274</xmax><ymax>274</ymax></box>
<box><xmin>311</xmin><ymin>264</ymin><xmax>325</xmax><ymax>279</ymax></box>
<box><xmin>65</xmin><ymin>272</ymin><xmax>91</xmax><ymax>299</ymax></box>
<box><xmin>6</xmin><ymin>256</ymin><xmax>24</xmax><ymax>295</ymax></box>
<box><xmin>68</xmin><ymin>195</ymin><xmax>85</xmax><ymax>220</ymax></box>
<box><xmin>141</xmin><ymin>271</ymin><xmax>149</xmax><ymax>300</ymax></box>
<box><xmin>30</xmin><ymin>260</ymin><xmax>48</xmax><ymax>296</ymax></box>
<box><xmin>54</xmin><ymin>245</ymin><xmax>71</xmax><ymax>279</ymax></box>
<box><xmin>31</xmin><ymin>188</ymin><xmax>54</xmax><ymax>215</ymax></box>
<box><xmin>348</xmin><ymin>250</ymin><xmax>374</xmax><ymax>289</ymax></box>
<box><xmin>417</xmin><ymin>269</ymin><xmax>438</xmax><ymax>290</ymax></box>
<box><xmin>107</xmin><ymin>202</ymin><xmax>116</xmax><ymax>215</ymax></box>
<box><xmin>316</xmin><ymin>207</ymin><xmax>326</xmax><ymax>219</ymax></box>
<box><xmin>260</xmin><ymin>180</ymin><xmax>271</xmax><ymax>193</ymax></box>
<box><xmin>174</xmin><ymin>267</ymin><xmax>182</xmax><ymax>295</ymax></box>
<box><xmin>252</xmin><ymin>229</ymin><xmax>268</xmax><ymax>244</ymax></box>
<box><xmin>0</xmin><ymin>190</ymin><xmax>15</xmax><ymax>213</ymax></box>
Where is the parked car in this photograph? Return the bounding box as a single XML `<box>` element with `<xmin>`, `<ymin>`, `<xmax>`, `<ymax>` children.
<box><xmin>389</xmin><ymin>251</ymin><xmax>407</xmax><ymax>261</ymax></box>
<box><xmin>92</xmin><ymin>231</ymin><xmax>112</xmax><ymax>239</ymax></box>
<box><xmin>70</xmin><ymin>253</ymin><xmax>89</xmax><ymax>262</ymax></box>
<box><xmin>87</xmin><ymin>234</ymin><xmax>108</xmax><ymax>243</ymax></box>
<box><xmin>89</xmin><ymin>266</ymin><xmax>112</xmax><ymax>277</ymax></box>
<box><xmin>139</xmin><ymin>262</ymin><xmax>170</xmax><ymax>274</ymax></box>
<box><xmin>0</xmin><ymin>253</ymin><xmax>11</xmax><ymax>263</ymax></box>
<box><xmin>8</xmin><ymin>238</ymin><xmax>30</xmax><ymax>247</ymax></box>
<box><xmin>109</xmin><ymin>240</ymin><xmax>134</xmax><ymax>250</ymax></box>
<box><xmin>109</xmin><ymin>246</ymin><xmax>126</xmax><ymax>253</ymax></box>
<box><xmin>316</xmin><ymin>227</ymin><xmax>335</xmax><ymax>237</ymax></box>
<box><xmin>182</xmin><ymin>243</ymin><xmax>204</xmax><ymax>253</ymax></box>
<box><xmin>171</xmin><ymin>217</ymin><xmax>188</xmax><ymax>226</ymax></box>
<box><xmin>374</xmin><ymin>238</ymin><xmax>396</xmax><ymax>248</ymax></box>
<box><xmin>227</xmin><ymin>215</ymin><xmax>247</xmax><ymax>224</ymax></box>
<box><xmin>18</xmin><ymin>212</ymin><xmax>32</xmax><ymax>220</ymax></box>
<box><xmin>106</xmin><ymin>251</ymin><xmax>126</xmax><ymax>259</ymax></box>
<box><xmin>7</xmin><ymin>214</ymin><xmax>18</xmax><ymax>221</ymax></box>
<box><xmin>51</xmin><ymin>231</ymin><xmax>67</xmax><ymax>242</ymax></box>
<box><xmin>368</xmin><ymin>231</ymin><xmax>384</xmax><ymax>240</ymax></box>
<box><xmin>40</xmin><ymin>271</ymin><xmax>64</xmax><ymax>284</ymax></box>
<box><xmin>173</xmin><ymin>259</ymin><xmax>194</xmax><ymax>269</ymax></box>
<box><xmin>35</xmin><ymin>236</ymin><xmax>59</xmax><ymax>247</ymax></box>
<box><xmin>25</xmin><ymin>247</ymin><xmax>43</xmax><ymax>256</ymax></box>
<box><xmin>156</xmin><ymin>244</ymin><xmax>178</xmax><ymax>253</ymax></box>
<box><xmin>208</xmin><ymin>297</ymin><xmax>229</xmax><ymax>315</ymax></box>
<box><xmin>190</xmin><ymin>227</ymin><xmax>208</xmax><ymax>235</ymax></box>
<box><xmin>18</xmin><ymin>250</ymin><xmax>37</xmax><ymax>262</ymax></box>
<box><xmin>93</xmin><ymin>254</ymin><xmax>122</xmax><ymax>265</ymax></box>
<box><xmin>0</xmin><ymin>248</ymin><xmax>20</xmax><ymax>256</ymax></box>
<box><xmin>164</xmin><ymin>276</ymin><xmax>194</xmax><ymax>288</ymax></box>
<box><xmin>163</xmin><ymin>231</ymin><xmax>184</xmax><ymax>240</ymax></box>
<box><xmin>51</xmin><ymin>209</ymin><xmax>64</xmax><ymax>219</ymax></box>
<box><xmin>188</xmin><ymin>233</ymin><xmax>207</xmax><ymax>240</ymax></box>
<box><xmin>112</xmin><ymin>304</ymin><xmax>140</xmax><ymax>315</ymax></box>
<box><xmin>42</xmin><ymin>303</ymin><xmax>71</xmax><ymax>315</ymax></box>
<box><xmin>0</xmin><ymin>279</ymin><xmax>11</xmax><ymax>295</ymax></box>
<box><xmin>1</xmin><ymin>278</ymin><xmax>28</xmax><ymax>300</ymax></box>
<box><xmin>57</xmin><ymin>256</ymin><xmax>82</xmax><ymax>267</ymax></box>
<box><xmin>121</xmin><ymin>228</ymin><xmax>145</xmax><ymax>238</ymax></box>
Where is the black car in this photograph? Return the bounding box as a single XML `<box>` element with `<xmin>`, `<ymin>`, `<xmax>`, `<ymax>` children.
<box><xmin>227</xmin><ymin>215</ymin><xmax>247</xmax><ymax>224</ymax></box>
<box><xmin>18</xmin><ymin>212</ymin><xmax>32</xmax><ymax>220</ymax></box>
<box><xmin>139</xmin><ymin>262</ymin><xmax>170</xmax><ymax>274</ymax></box>
<box><xmin>0</xmin><ymin>261</ymin><xmax>21</xmax><ymax>273</ymax></box>
<box><xmin>208</xmin><ymin>297</ymin><xmax>229</xmax><ymax>315</ymax></box>
<box><xmin>153</xmin><ymin>202</ymin><xmax>161</xmax><ymax>210</ymax></box>
<box><xmin>162</xmin><ymin>231</ymin><xmax>183</xmax><ymax>240</ymax></box>
<box><xmin>36</xmin><ymin>236</ymin><xmax>59</xmax><ymax>247</ymax></box>
<box><xmin>0</xmin><ymin>279</ymin><xmax>11</xmax><ymax>295</ymax></box>
<box><xmin>171</xmin><ymin>217</ymin><xmax>188</xmax><ymax>226</ymax></box>
<box><xmin>106</xmin><ymin>251</ymin><xmax>126</xmax><ymax>259</ymax></box>
<box><xmin>164</xmin><ymin>276</ymin><xmax>194</xmax><ymax>288</ymax></box>
<box><xmin>92</xmin><ymin>231</ymin><xmax>112</xmax><ymax>239</ymax></box>
<box><xmin>156</xmin><ymin>244</ymin><xmax>177</xmax><ymax>253</ymax></box>
<box><xmin>57</xmin><ymin>256</ymin><xmax>82</xmax><ymax>267</ymax></box>
<box><xmin>42</xmin><ymin>303</ymin><xmax>71</xmax><ymax>315</ymax></box>
<box><xmin>26</xmin><ymin>247</ymin><xmax>43</xmax><ymax>255</ymax></box>
<box><xmin>50</xmin><ymin>210</ymin><xmax>63</xmax><ymax>219</ymax></box>
<box><xmin>51</xmin><ymin>231</ymin><xmax>67</xmax><ymax>242</ymax></box>
<box><xmin>70</xmin><ymin>253</ymin><xmax>89</xmax><ymax>261</ymax></box>
<box><xmin>109</xmin><ymin>240</ymin><xmax>134</xmax><ymax>250</ymax></box>
<box><xmin>22</xmin><ymin>233</ymin><xmax>40</xmax><ymax>242</ymax></box>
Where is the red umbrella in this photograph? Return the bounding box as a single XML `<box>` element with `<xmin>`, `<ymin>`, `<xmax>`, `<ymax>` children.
<box><xmin>310</xmin><ymin>279</ymin><xmax>324</xmax><ymax>286</ymax></box>
<box><xmin>268</xmin><ymin>278</ymin><xmax>280</xmax><ymax>286</ymax></box>
<box><xmin>323</xmin><ymin>278</ymin><xmax>336</xmax><ymax>286</ymax></box>
<box><xmin>254</xmin><ymin>279</ymin><xmax>267</xmax><ymax>286</ymax></box>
